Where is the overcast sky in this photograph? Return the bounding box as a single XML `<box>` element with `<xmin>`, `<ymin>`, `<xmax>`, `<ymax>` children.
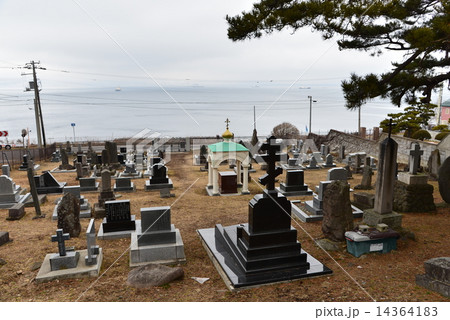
<box><xmin>0</xmin><ymin>1</ymin><xmax>429</xmax><ymax>88</ymax></box>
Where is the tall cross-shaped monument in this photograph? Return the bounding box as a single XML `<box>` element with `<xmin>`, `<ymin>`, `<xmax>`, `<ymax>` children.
<box><xmin>258</xmin><ymin>136</ymin><xmax>284</xmax><ymax>194</ymax></box>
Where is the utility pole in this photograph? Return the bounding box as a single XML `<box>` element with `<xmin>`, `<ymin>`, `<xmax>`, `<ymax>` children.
<box><xmin>24</xmin><ymin>61</ymin><xmax>47</xmax><ymax>148</ymax></box>
<box><xmin>436</xmin><ymin>82</ymin><xmax>444</xmax><ymax>126</ymax></box>
<box><xmin>33</xmin><ymin>98</ymin><xmax>42</xmax><ymax>147</ymax></box>
<box><xmin>308</xmin><ymin>96</ymin><xmax>317</xmax><ymax>134</ymax></box>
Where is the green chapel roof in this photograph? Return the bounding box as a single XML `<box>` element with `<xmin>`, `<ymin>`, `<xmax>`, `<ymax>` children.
<box><xmin>208</xmin><ymin>141</ymin><xmax>249</xmax><ymax>153</ymax></box>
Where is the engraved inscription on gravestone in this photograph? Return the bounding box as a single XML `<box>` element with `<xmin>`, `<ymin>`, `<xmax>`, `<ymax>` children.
<box><xmin>105</xmin><ymin>200</ymin><xmax>131</xmax><ymax>223</ymax></box>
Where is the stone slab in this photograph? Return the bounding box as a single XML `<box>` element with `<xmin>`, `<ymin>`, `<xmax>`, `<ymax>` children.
<box><xmin>415</xmin><ymin>257</ymin><xmax>450</xmax><ymax>297</ymax></box>
<box><xmin>280</xmin><ymin>164</ymin><xmax>305</xmax><ymax>170</ymax></box>
<box><xmin>129</xmin><ymin>228</ymin><xmax>186</xmax><ymax>267</ymax></box>
<box><xmin>415</xmin><ymin>274</ymin><xmax>450</xmax><ymax>298</ymax></box>
<box><xmin>275</xmin><ymin>187</ymin><xmax>313</xmax><ymax>197</ymax></box>
<box><xmin>144</xmin><ymin>179</ymin><xmax>173</xmax><ymax>191</ymax></box>
<box><xmin>24</xmin><ymin>194</ymin><xmax>47</xmax><ymax>207</ymax></box>
<box><xmin>197</xmin><ymin>227</ymin><xmax>332</xmax><ymax>291</ymax></box>
<box><xmin>398</xmin><ymin>172</ymin><xmax>428</xmax><ymax>185</ymax></box>
<box><xmin>205</xmin><ymin>186</ymin><xmax>242</xmax><ymax>197</ymax></box>
<box><xmin>50</xmin><ymin>167</ymin><xmax>76</xmax><ymax>173</ymax></box>
<box><xmin>36</xmin><ymin>182</ymin><xmax>67</xmax><ymax>194</ymax></box>
<box><xmin>7</xmin><ymin>203</ymin><xmax>25</xmax><ymax>220</ymax></box>
<box><xmin>424</xmin><ymin>257</ymin><xmax>450</xmax><ymax>282</ymax></box>
<box><xmin>97</xmin><ymin>223</ymin><xmax>135</xmax><ymax>240</ymax></box>
<box><xmin>352</xmin><ymin>192</ymin><xmax>375</xmax><ymax>210</ymax></box>
<box><xmin>292</xmin><ymin>201</ymin><xmax>363</xmax><ymax>223</ymax></box>
<box><xmin>35</xmin><ymin>249</ymin><xmax>103</xmax><ymax>283</ymax></box>
<box><xmin>362</xmin><ymin>209</ymin><xmax>403</xmax><ymax>229</ymax></box>
<box><xmin>50</xmin><ymin>251</ymin><xmax>80</xmax><ymax>271</ymax></box>
<box><xmin>113</xmin><ymin>182</ymin><xmax>136</xmax><ymax>193</ymax></box>
<box><xmin>118</xmin><ymin>171</ymin><xmax>143</xmax><ymax>179</ymax></box>
<box><xmin>18</xmin><ymin>164</ymin><xmax>40</xmax><ymax>172</ymax></box>
<box><xmin>79</xmin><ymin>181</ymin><xmax>99</xmax><ymax>192</ymax></box>
<box><xmin>0</xmin><ymin>231</ymin><xmax>10</xmax><ymax>246</ymax></box>
<box><xmin>0</xmin><ymin>193</ymin><xmax>31</xmax><ymax>209</ymax></box>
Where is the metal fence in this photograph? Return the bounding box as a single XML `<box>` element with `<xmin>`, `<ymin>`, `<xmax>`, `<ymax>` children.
<box><xmin>1</xmin><ymin>144</ymin><xmax>57</xmax><ymax>167</ymax></box>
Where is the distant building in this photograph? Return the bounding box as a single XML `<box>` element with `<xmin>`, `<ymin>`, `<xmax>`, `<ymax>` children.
<box><xmin>441</xmin><ymin>99</ymin><xmax>450</xmax><ymax>125</ymax></box>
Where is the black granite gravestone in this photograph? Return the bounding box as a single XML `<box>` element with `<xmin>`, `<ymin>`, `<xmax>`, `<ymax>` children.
<box><xmin>149</xmin><ymin>157</ymin><xmax>162</xmax><ymax>166</ymax></box>
<box><xmin>198</xmin><ymin>136</ymin><xmax>332</xmax><ymax>289</ymax></box>
<box><xmin>101</xmin><ymin>200</ymin><xmax>136</xmax><ymax>233</ymax></box>
<box><xmin>34</xmin><ymin>172</ymin><xmax>66</xmax><ymax>194</ymax></box>
<box><xmin>279</xmin><ymin>170</ymin><xmax>312</xmax><ymax>195</ymax></box>
<box><xmin>101</xmin><ymin>149</ymin><xmax>109</xmax><ymax>165</ymax></box>
<box><xmin>150</xmin><ymin>163</ymin><xmax>168</xmax><ymax>184</ymax></box>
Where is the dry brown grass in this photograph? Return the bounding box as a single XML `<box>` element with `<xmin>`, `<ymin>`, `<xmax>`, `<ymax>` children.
<box><xmin>0</xmin><ymin>152</ymin><xmax>448</xmax><ymax>302</ymax></box>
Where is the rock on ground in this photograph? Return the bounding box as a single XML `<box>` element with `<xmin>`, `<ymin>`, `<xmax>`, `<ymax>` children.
<box><xmin>127</xmin><ymin>264</ymin><xmax>184</xmax><ymax>288</ymax></box>
<box><xmin>57</xmin><ymin>193</ymin><xmax>81</xmax><ymax>237</ymax></box>
<box><xmin>322</xmin><ymin>180</ymin><xmax>354</xmax><ymax>242</ymax></box>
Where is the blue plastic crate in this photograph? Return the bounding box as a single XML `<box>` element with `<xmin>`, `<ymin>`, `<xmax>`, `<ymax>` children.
<box><xmin>345</xmin><ymin>231</ymin><xmax>398</xmax><ymax>258</ymax></box>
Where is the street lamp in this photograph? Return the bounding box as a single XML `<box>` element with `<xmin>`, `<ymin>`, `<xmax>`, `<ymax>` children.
<box><xmin>308</xmin><ymin>96</ymin><xmax>317</xmax><ymax>134</ymax></box>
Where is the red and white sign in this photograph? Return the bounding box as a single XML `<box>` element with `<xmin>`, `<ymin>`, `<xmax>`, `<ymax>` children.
<box><xmin>0</xmin><ymin>131</ymin><xmax>8</xmax><ymax>137</ymax></box>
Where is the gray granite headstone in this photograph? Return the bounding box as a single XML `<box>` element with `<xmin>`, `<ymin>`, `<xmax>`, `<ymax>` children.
<box><xmin>63</xmin><ymin>186</ymin><xmax>81</xmax><ymax>199</ymax></box>
<box><xmin>323</xmin><ymin>154</ymin><xmax>336</xmax><ymax>167</ymax></box>
<box><xmin>320</xmin><ymin>144</ymin><xmax>326</xmax><ymax>156</ymax></box>
<box><xmin>85</xmin><ymin>219</ymin><xmax>100</xmax><ymax>266</ymax></box>
<box><xmin>80</xmin><ymin>177</ymin><xmax>98</xmax><ymax>191</ymax></box>
<box><xmin>61</xmin><ymin>149</ymin><xmax>68</xmax><ymax>165</ymax></box>
<box><xmin>308</xmin><ymin>156</ymin><xmax>319</xmax><ymax>168</ymax></box>
<box><xmin>2</xmin><ymin>165</ymin><xmax>10</xmax><ymax>177</ymax></box>
<box><xmin>327</xmin><ymin>168</ymin><xmax>348</xmax><ymax>181</ymax></box>
<box><xmin>0</xmin><ymin>176</ymin><xmax>20</xmax><ymax>203</ymax></box>
<box><xmin>374</xmin><ymin>137</ymin><xmax>397</xmax><ymax>214</ymax></box>
<box><xmin>50</xmin><ymin>229</ymin><xmax>79</xmax><ymax>271</ymax></box>
<box><xmin>101</xmin><ymin>170</ymin><xmax>112</xmax><ymax>192</ymax></box>
<box><xmin>363</xmin><ymin>127</ymin><xmax>402</xmax><ymax>229</ymax></box>
<box><xmin>427</xmin><ymin>149</ymin><xmax>441</xmax><ymax>178</ymax></box>
<box><xmin>137</xmin><ymin>206</ymin><xmax>176</xmax><ymax>246</ymax></box>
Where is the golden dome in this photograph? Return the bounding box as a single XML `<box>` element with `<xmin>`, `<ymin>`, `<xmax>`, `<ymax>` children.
<box><xmin>222</xmin><ymin>128</ymin><xmax>233</xmax><ymax>139</ymax></box>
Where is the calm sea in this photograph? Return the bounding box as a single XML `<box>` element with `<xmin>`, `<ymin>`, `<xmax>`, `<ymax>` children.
<box><xmin>1</xmin><ymin>84</ymin><xmax>403</xmax><ymax>144</ymax></box>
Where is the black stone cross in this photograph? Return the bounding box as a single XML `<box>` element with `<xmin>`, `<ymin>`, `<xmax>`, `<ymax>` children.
<box><xmin>225</xmin><ymin>118</ymin><xmax>230</xmax><ymax>129</ymax></box>
<box><xmin>258</xmin><ymin>136</ymin><xmax>284</xmax><ymax>193</ymax></box>
<box><xmin>51</xmin><ymin>229</ymin><xmax>70</xmax><ymax>256</ymax></box>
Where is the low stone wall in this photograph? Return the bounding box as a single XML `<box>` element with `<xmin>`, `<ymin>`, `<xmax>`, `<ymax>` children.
<box><xmin>324</xmin><ymin>129</ymin><xmax>443</xmax><ymax>165</ymax></box>
<box><xmin>379</xmin><ymin>133</ymin><xmax>439</xmax><ymax>164</ymax></box>
<box><xmin>325</xmin><ymin>130</ymin><xmax>379</xmax><ymax>158</ymax></box>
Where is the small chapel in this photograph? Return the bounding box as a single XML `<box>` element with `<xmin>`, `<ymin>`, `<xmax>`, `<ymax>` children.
<box><xmin>206</xmin><ymin>119</ymin><xmax>251</xmax><ymax>196</ymax></box>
